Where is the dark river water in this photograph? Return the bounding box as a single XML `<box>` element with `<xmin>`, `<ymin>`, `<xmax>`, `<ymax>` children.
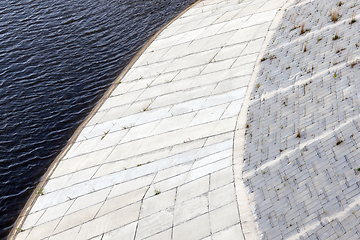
<box><xmin>0</xmin><ymin>0</ymin><xmax>196</xmax><ymax>238</ymax></box>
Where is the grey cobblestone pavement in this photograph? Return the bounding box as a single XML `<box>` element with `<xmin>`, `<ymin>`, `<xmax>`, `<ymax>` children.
<box><xmin>243</xmin><ymin>0</ymin><xmax>360</xmax><ymax>239</ymax></box>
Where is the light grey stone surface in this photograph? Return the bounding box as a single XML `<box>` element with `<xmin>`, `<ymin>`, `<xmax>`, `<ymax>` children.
<box><xmin>11</xmin><ymin>0</ymin><xmax>291</xmax><ymax>239</ymax></box>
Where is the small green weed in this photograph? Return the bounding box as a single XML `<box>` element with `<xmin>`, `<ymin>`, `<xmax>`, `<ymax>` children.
<box><xmin>101</xmin><ymin>130</ymin><xmax>110</xmax><ymax>140</ymax></box>
<box><xmin>36</xmin><ymin>188</ymin><xmax>44</xmax><ymax>196</ymax></box>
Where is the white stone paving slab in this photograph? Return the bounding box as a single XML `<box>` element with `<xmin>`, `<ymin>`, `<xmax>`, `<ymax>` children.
<box><xmin>10</xmin><ymin>0</ymin><xmax>292</xmax><ymax>239</ymax></box>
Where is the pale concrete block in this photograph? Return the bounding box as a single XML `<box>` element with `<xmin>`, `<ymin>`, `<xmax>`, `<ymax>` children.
<box><xmin>212</xmin><ymin>76</ymin><xmax>250</xmax><ymax>95</ymax></box>
<box><xmin>218</xmin><ymin>16</ymin><xmax>250</xmax><ymax>34</ymax></box>
<box><xmin>13</xmin><ymin>229</ymin><xmax>28</xmax><ymax>240</ymax></box>
<box><xmin>111</xmin><ymin>81</ymin><xmax>136</xmax><ymax>97</ymax></box>
<box><xmin>151</xmin><ymin>112</ymin><xmax>196</xmax><ymax>136</ymax></box>
<box><xmin>48</xmin><ymin>225</ymin><xmax>81</xmax><ymax>240</ymax></box>
<box><xmin>147</xmin><ymin>32</ymin><xmax>186</xmax><ymax>52</ymax></box>
<box><xmin>178</xmin><ymin>84</ymin><xmax>217</xmax><ymax>103</ymax></box>
<box><xmin>226</xmin><ymin>24</ymin><xmax>262</xmax><ymax>45</ymax></box>
<box><xmin>214</xmin><ymin>42</ymin><xmax>248</xmax><ymax>62</ymax></box>
<box><xmin>165</xmin><ymin>49</ymin><xmax>218</xmax><ymax>72</ymax></box>
<box><xmin>144</xmin><ymin>229</ymin><xmax>172</xmax><ymax>240</ymax></box>
<box><xmin>99</xmin><ymin>89</ymin><xmax>143</xmax><ymax>111</ymax></box>
<box><xmin>76</xmin><ymin>202</ymin><xmax>141</xmax><ymax>240</ymax></box>
<box><xmin>106</xmin><ymin>139</ymin><xmax>144</xmax><ymax>162</ymax></box>
<box><xmin>161</xmin><ymin>78</ymin><xmax>194</xmax><ymax>95</ymax></box>
<box><xmin>87</xmin><ymin>110</ymin><xmax>108</xmax><ymax>126</ymax></box>
<box><xmin>221</xmin><ymin>98</ymin><xmax>244</xmax><ymax>119</ymax></box>
<box><xmin>177</xmin><ymin>27</ymin><xmax>206</xmax><ymax>45</ymax></box>
<box><xmin>26</xmin><ymin>218</ymin><xmax>60</xmax><ymax>240</ymax></box>
<box><xmin>97</xmin><ymin>187</ymin><xmax>147</xmax><ymax>218</ymax></box>
<box><xmin>89</xmin><ymin>235</ymin><xmax>104</xmax><ymax>240</ymax></box>
<box><xmin>136</xmin><ymin>84</ymin><xmax>167</xmax><ymax>102</ymax></box>
<box><xmin>31</xmin><ymin>189</ymin><xmax>69</xmax><ymax>213</ymax></box>
<box><xmin>203</xmin><ymin>31</ymin><xmax>239</xmax><ymax>52</ymax></box>
<box><xmin>49</xmin><ymin>154</ymin><xmax>89</xmax><ymax>178</ymax></box>
<box><xmin>173</xmin><ymin>214</ymin><xmax>211</xmax><ymax>240</ymax></box>
<box><xmin>195</xmin><ymin>12</ymin><xmax>222</xmax><ymax>29</ymax></box>
<box><xmin>53</xmin><ymin>203</ymin><xmax>102</xmax><ymax>235</ymax></box>
<box><xmin>202</xmin><ymin>88</ymin><xmax>246</xmax><ymax>109</ymax></box>
<box><xmin>209</xmin><ymin>116</ymin><xmax>238</xmax><ymax>136</ymax></box>
<box><xmin>169</xmin><ymin>138</ymin><xmax>206</xmax><ymax>156</ymax></box>
<box><xmin>22</xmin><ymin>209</ymin><xmax>45</xmax><ymax>230</ymax></box>
<box><xmin>201</xmin><ymin>58</ymin><xmax>236</xmax><ymax>75</ymax></box>
<box><xmin>97</xmin><ymin>105</ymin><xmax>127</xmax><ymax>123</ymax></box>
<box><xmin>67</xmin><ymin>187</ymin><xmax>111</xmax><ymax>215</ymax></box>
<box><xmin>134</xmin><ymin>106</ymin><xmax>172</xmax><ymax>126</ymax></box>
<box><xmin>196</xmin><ymin>22</ymin><xmax>227</xmax><ymax>39</ymax></box>
<box><xmin>102</xmin><ymin>222</ymin><xmax>137</xmax><ymax>240</ymax></box>
<box><xmin>45</xmin><ymin>174</ymin><xmax>73</xmax><ymax>193</ymax></box>
<box><xmin>126</xmin><ymin>147</ymin><xmax>174</xmax><ymax>169</ymax></box>
<box><xmin>176</xmin><ymin>175</ymin><xmax>210</xmax><ymax>203</ymax></box>
<box><xmin>36</xmin><ymin>200</ymin><xmax>74</xmax><ymax>226</ymax></box>
<box><xmin>254</xmin><ymin>21</ymin><xmax>271</xmax><ymax>39</ymax></box>
<box><xmin>209</xmin><ymin>184</ymin><xmax>237</xmax><ymax>211</ymax></box>
<box><xmin>92</xmin><ymin>159</ymin><xmax>130</xmax><ymax>179</ymax></box>
<box><xmin>64</xmin><ymin>166</ymin><xmax>99</xmax><ymax>188</ymax></box>
<box><xmin>150</xmin><ymin>91</ymin><xmax>183</xmax><ymax>109</ymax></box>
<box><xmin>134</xmin><ymin>128</ymin><xmax>197</xmax><ymax>157</ymax></box>
<box><xmin>76</xmin><ymin>125</ymin><xmax>95</xmax><ymax>141</ymax></box>
<box><xmin>120</xmin><ymin>119</ymin><xmax>161</xmax><ymax>144</ymax></box>
<box><xmin>212</xmin><ymin>224</ymin><xmax>245</xmax><ymax>240</ymax></box>
<box><xmin>135</xmin><ymin>209</ymin><xmax>173</xmax><ymax>240</ymax></box>
<box><xmin>72</xmin><ymin>137</ymin><xmax>103</xmax><ymax>156</ymax></box>
<box><xmin>214</xmin><ymin>9</ymin><xmax>242</xmax><ymax>25</ymax></box>
<box><xmin>174</xmin><ymin>195</ymin><xmax>208</xmax><ymax>225</ymax></box>
<box><xmin>86</xmin><ymin>121</ymin><xmax>118</xmax><ymax>139</ymax></box>
<box><xmin>111</xmin><ymin>112</ymin><xmax>142</xmax><ymax>131</ymax></box>
<box><xmin>242</xmin><ymin>37</ymin><xmax>265</xmax><ymax>55</ymax></box>
<box><xmin>233</xmin><ymin>53</ymin><xmax>258</xmax><ymax>67</ymax></box>
<box><xmin>107</xmin><ymin>174</ymin><xmax>154</xmax><ymax>199</ymax></box>
<box><xmin>159</xmin><ymin>42</ymin><xmax>192</xmax><ymax>61</ymax></box>
<box><xmin>210</xmin><ymin>201</ymin><xmax>240</xmax><ymax>233</ymax></box>
<box><xmin>154</xmin><ymin>162</ymin><xmax>193</xmax><ymax>183</ymax></box>
<box><xmin>201</xmin><ymin>237</ymin><xmax>212</xmax><ymax>240</ymax></box>
<box><xmin>242</xmin><ymin>9</ymin><xmax>277</xmax><ymax>28</ymax></box>
<box><xmin>51</xmin><ymin>148</ymin><xmax>110</xmax><ymax>178</ymax></box>
<box><xmin>150</xmin><ymin>71</ymin><xmax>179</xmax><ymax>86</ymax></box>
<box><xmin>126</xmin><ymin>62</ymin><xmax>167</xmax><ymax>80</ymax></box>
<box><xmin>175</xmin><ymin>18</ymin><xmax>205</xmax><ymax>36</ymax></box>
<box><xmin>122</xmin><ymin>99</ymin><xmax>153</xmax><ymax>117</ymax></box>
<box><xmin>210</xmin><ymin>167</ymin><xmax>234</xmax><ymax>190</ymax></box>
<box><xmin>140</xmin><ymin>189</ymin><xmax>176</xmax><ymax>218</ymax></box>
<box><xmin>192</xmin><ymin>149</ymin><xmax>233</xmax><ymax>169</ymax></box>
<box><xmin>225</xmin><ymin>62</ymin><xmax>254</xmax><ymax>78</ymax></box>
<box><xmin>62</xmin><ymin>142</ymin><xmax>82</xmax><ymax>160</ymax></box>
<box><xmin>156</xmin><ymin>23</ymin><xmax>183</xmax><ymax>39</ymax></box>
<box><xmin>131</xmin><ymin>47</ymin><xmax>155</xmax><ymax>64</ymax></box>
<box><xmin>189</xmin><ymin>104</ymin><xmax>227</xmax><ymax>126</ymax></box>
<box><xmin>258</xmin><ymin>0</ymin><xmax>286</xmax><ymax>12</ymax></box>
<box><xmin>170</xmin><ymin>97</ymin><xmax>207</xmax><ymax>116</ymax></box>
<box><xmin>235</xmin><ymin>3</ymin><xmax>263</xmax><ymax>18</ymax></box>
<box><xmin>204</xmin><ymin>132</ymin><xmax>234</xmax><ymax>147</ymax></box>
<box><xmin>171</xmin><ymin>66</ymin><xmax>203</xmax><ymax>82</ymax></box>
<box><xmin>147</xmin><ymin>173</ymin><xmax>187</xmax><ymax>198</ymax></box>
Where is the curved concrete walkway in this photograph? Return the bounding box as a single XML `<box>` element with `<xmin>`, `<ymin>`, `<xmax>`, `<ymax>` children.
<box><xmin>9</xmin><ymin>0</ymin><xmax>292</xmax><ymax>239</ymax></box>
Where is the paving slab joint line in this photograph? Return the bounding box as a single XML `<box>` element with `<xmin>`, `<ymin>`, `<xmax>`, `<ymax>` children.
<box><xmin>233</xmin><ymin>0</ymin><xmax>296</xmax><ymax>239</ymax></box>
<box><xmin>5</xmin><ymin>1</ymin><xmax>204</xmax><ymax>239</ymax></box>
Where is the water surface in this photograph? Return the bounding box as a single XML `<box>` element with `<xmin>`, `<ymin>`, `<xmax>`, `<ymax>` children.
<box><xmin>0</xmin><ymin>0</ymin><xmax>196</xmax><ymax>238</ymax></box>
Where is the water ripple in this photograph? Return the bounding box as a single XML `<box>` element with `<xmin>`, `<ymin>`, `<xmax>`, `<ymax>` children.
<box><xmin>0</xmin><ymin>0</ymin><xmax>196</xmax><ymax>238</ymax></box>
